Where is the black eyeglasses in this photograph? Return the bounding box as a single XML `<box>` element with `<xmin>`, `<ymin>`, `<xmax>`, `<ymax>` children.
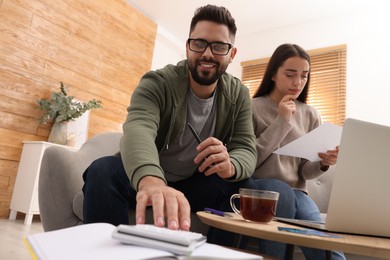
<box><xmin>187</xmin><ymin>38</ymin><xmax>233</xmax><ymax>56</ymax></box>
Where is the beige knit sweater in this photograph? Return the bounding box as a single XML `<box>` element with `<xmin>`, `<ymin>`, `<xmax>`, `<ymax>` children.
<box><xmin>252</xmin><ymin>95</ymin><xmax>328</xmax><ymax>192</ymax></box>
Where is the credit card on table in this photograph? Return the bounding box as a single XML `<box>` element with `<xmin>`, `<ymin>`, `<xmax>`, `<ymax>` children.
<box><xmin>278</xmin><ymin>227</ymin><xmax>343</xmax><ymax>238</ymax></box>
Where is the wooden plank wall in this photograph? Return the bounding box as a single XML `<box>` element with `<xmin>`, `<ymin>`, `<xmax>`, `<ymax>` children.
<box><xmin>0</xmin><ymin>0</ymin><xmax>156</xmax><ymax>218</ymax></box>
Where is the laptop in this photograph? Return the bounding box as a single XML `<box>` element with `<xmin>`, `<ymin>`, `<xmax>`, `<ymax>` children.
<box><xmin>276</xmin><ymin>118</ymin><xmax>390</xmax><ymax>237</ymax></box>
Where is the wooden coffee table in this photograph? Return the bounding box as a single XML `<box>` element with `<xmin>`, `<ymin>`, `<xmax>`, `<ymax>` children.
<box><xmin>197</xmin><ymin>211</ymin><xmax>390</xmax><ymax>259</ymax></box>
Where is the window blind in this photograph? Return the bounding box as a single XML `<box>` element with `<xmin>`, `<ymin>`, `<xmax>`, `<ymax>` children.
<box><xmin>241</xmin><ymin>45</ymin><xmax>347</xmax><ymax>126</ymax></box>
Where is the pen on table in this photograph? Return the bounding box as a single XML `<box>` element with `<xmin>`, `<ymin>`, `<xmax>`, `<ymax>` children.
<box><xmin>204</xmin><ymin>208</ymin><xmax>233</xmax><ymax>218</ymax></box>
<box><xmin>187</xmin><ymin>123</ymin><xmax>202</xmax><ymax>144</ymax></box>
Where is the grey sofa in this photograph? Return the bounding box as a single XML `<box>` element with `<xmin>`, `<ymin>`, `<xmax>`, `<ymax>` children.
<box><xmin>38</xmin><ymin>132</ymin><xmax>377</xmax><ymax>259</ymax></box>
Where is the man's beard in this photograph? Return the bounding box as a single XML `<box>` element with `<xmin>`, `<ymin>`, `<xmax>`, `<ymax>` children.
<box><xmin>188</xmin><ymin>59</ymin><xmax>228</xmax><ymax>86</ymax></box>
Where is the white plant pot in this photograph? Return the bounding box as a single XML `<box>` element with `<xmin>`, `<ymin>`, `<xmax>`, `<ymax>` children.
<box><xmin>48</xmin><ymin>121</ymin><xmax>68</xmax><ymax>145</ymax></box>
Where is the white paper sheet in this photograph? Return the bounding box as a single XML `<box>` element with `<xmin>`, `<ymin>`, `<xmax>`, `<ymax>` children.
<box><xmin>25</xmin><ymin>223</ymin><xmax>262</xmax><ymax>260</ymax></box>
<box><xmin>273</xmin><ymin>123</ymin><xmax>343</xmax><ymax>161</ymax></box>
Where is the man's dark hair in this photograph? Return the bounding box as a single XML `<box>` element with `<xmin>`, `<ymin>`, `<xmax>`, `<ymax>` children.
<box><xmin>189</xmin><ymin>5</ymin><xmax>237</xmax><ymax>42</ymax></box>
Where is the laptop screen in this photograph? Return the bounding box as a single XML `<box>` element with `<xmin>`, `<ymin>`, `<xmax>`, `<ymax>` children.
<box><xmin>326</xmin><ymin>118</ymin><xmax>390</xmax><ymax>237</ymax></box>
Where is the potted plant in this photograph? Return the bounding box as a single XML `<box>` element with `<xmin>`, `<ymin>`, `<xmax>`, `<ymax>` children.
<box><xmin>37</xmin><ymin>82</ymin><xmax>102</xmax><ymax>145</ymax></box>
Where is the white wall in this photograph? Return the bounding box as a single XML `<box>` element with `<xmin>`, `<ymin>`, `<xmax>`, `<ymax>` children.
<box><xmin>151</xmin><ymin>25</ymin><xmax>186</xmax><ymax>70</ymax></box>
<box><xmin>152</xmin><ymin>4</ymin><xmax>390</xmax><ymax>126</ymax></box>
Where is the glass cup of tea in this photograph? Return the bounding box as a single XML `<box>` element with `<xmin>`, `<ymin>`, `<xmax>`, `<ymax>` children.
<box><xmin>230</xmin><ymin>188</ymin><xmax>279</xmax><ymax>223</ymax></box>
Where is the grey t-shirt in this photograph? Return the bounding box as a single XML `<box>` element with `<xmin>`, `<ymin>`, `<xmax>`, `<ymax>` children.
<box><xmin>159</xmin><ymin>88</ymin><xmax>216</xmax><ymax>182</ymax></box>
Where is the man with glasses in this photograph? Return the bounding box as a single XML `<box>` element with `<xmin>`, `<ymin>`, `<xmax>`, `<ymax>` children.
<box><xmin>82</xmin><ymin>5</ymin><xmax>256</xmax><ymax>245</ymax></box>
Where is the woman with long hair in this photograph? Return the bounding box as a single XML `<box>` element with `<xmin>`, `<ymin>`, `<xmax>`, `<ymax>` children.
<box><xmin>250</xmin><ymin>43</ymin><xmax>345</xmax><ymax>260</ymax></box>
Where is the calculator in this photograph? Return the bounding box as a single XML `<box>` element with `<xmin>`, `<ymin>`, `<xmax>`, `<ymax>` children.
<box><xmin>112</xmin><ymin>224</ymin><xmax>207</xmax><ymax>255</ymax></box>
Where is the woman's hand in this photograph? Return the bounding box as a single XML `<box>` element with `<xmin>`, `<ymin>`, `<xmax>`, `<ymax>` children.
<box><xmin>278</xmin><ymin>95</ymin><xmax>296</xmax><ymax>122</ymax></box>
<box><xmin>318</xmin><ymin>146</ymin><xmax>339</xmax><ymax>168</ymax></box>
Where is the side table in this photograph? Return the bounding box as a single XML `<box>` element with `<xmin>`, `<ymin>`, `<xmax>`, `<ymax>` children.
<box><xmin>197</xmin><ymin>211</ymin><xmax>390</xmax><ymax>259</ymax></box>
<box><xmin>9</xmin><ymin>141</ymin><xmax>78</xmax><ymax>225</ymax></box>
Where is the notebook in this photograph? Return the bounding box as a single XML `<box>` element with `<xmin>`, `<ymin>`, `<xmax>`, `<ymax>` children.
<box><xmin>276</xmin><ymin>118</ymin><xmax>390</xmax><ymax>237</ymax></box>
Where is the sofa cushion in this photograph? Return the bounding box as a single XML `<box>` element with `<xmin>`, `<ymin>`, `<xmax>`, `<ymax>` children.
<box><xmin>306</xmin><ymin>167</ymin><xmax>335</xmax><ymax>213</ymax></box>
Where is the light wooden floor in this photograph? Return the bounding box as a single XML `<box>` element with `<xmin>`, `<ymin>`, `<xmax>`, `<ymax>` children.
<box><xmin>0</xmin><ymin>217</ymin><xmax>43</xmax><ymax>260</ymax></box>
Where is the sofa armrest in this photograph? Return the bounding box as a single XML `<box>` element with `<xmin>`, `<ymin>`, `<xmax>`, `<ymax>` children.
<box><xmin>39</xmin><ymin>132</ymin><xmax>122</xmax><ymax>231</ymax></box>
<box><xmin>306</xmin><ymin>166</ymin><xmax>335</xmax><ymax>213</ymax></box>
<box><xmin>39</xmin><ymin>147</ymin><xmax>86</xmax><ymax>231</ymax></box>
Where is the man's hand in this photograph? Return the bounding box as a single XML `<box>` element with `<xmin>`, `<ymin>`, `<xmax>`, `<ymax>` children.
<box><xmin>194</xmin><ymin>137</ymin><xmax>235</xmax><ymax>179</ymax></box>
<box><xmin>136</xmin><ymin>176</ymin><xmax>191</xmax><ymax>231</ymax></box>
<box><xmin>278</xmin><ymin>95</ymin><xmax>296</xmax><ymax>122</ymax></box>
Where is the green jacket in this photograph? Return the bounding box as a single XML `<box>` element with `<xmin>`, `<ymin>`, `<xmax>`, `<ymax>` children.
<box><xmin>120</xmin><ymin>60</ymin><xmax>256</xmax><ymax>190</ymax></box>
